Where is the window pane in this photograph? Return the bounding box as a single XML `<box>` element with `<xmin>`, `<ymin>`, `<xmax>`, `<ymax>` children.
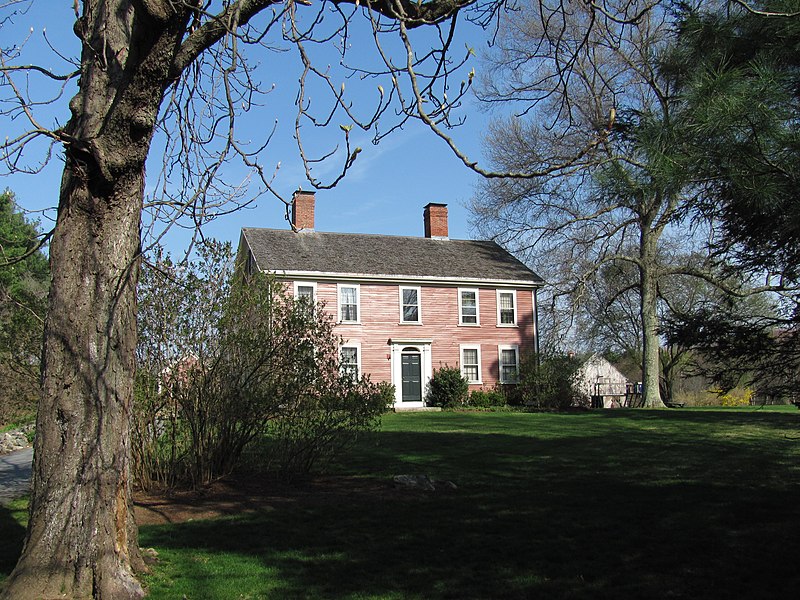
<box><xmin>297</xmin><ymin>286</ymin><xmax>315</xmax><ymax>312</ymax></box>
<box><xmin>500</xmin><ymin>348</ymin><xmax>518</xmax><ymax>382</ymax></box>
<box><xmin>341</xmin><ymin>287</ymin><xmax>358</xmax><ymax>321</ymax></box>
<box><xmin>342</xmin><ymin>304</ymin><xmax>357</xmax><ymax>321</ymax></box>
<box><xmin>461</xmin><ymin>348</ymin><xmax>480</xmax><ymax>382</ymax></box>
<box><xmin>461</xmin><ymin>291</ymin><xmax>477</xmax><ymax>324</ymax></box>
<box><xmin>500</xmin><ymin>293</ymin><xmax>515</xmax><ymax>324</ymax></box>
<box><xmin>402</xmin><ymin>288</ymin><xmax>419</xmax><ymax>322</ymax></box>
<box><xmin>463</xmin><ymin>348</ymin><xmax>478</xmax><ymax>365</ymax></box>
<box><xmin>464</xmin><ymin>365</ymin><xmax>479</xmax><ymax>382</ymax></box>
<box><xmin>341</xmin><ymin>287</ymin><xmax>356</xmax><ymax>304</ymax></box>
<box><xmin>462</xmin><ymin>347</ymin><xmax>479</xmax><ymax>382</ymax></box>
<box><xmin>341</xmin><ymin>347</ymin><xmax>358</xmax><ymax>379</ymax></box>
<box><xmin>403</xmin><ymin>305</ymin><xmax>419</xmax><ymax>322</ymax></box>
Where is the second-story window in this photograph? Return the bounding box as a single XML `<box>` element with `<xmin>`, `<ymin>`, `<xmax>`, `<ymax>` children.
<box><xmin>338</xmin><ymin>284</ymin><xmax>360</xmax><ymax>323</ymax></box>
<box><xmin>400</xmin><ymin>286</ymin><xmax>421</xmax><ymax>323</ymax></box>
<box><xmin>296</xmin><ymin>284</ymin><xmax>314</xmax><ymax>300</ymax></box>
<box><xmin>497</xmin><ymin>290</ymin><xmax>517</xmax><ymax>326</ymax></box>
<box><xmin>459</xmin><ymin>288</ymin><xmax>479</xmax><ymax>325</ymax></box>
<box><xmin>294</xmin><ymin>282</ymin><xmax>316</xmax><ymax>310</ymax></box>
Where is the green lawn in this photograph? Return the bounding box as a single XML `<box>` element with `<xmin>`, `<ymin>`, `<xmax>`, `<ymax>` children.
<box><xmin>3</xmin><ymin>408</ymin><xmax>800</xmax><ymax>598</ymax></box>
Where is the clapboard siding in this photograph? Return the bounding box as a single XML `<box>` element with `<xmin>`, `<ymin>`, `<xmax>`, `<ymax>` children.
<box><xmin>293</xmin><ymin>281</ymin><xmax>535</xmax><ymax>389</ymax></box>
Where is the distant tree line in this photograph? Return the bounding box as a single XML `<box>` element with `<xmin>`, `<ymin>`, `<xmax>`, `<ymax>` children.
<box><xmin>0</xmin><ymin>190</ymin><xmax>48</xmax><ymax>426</ymax></box>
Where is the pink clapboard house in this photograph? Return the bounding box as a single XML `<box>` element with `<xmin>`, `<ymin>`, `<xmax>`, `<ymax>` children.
<box><xmin>237</xmin><ymin>190</ymin><xmax>543</xmax><ymax>409</ymax></box>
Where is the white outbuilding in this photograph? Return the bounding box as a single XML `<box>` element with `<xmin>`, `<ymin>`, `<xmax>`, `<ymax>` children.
<box><xmin>575</xmin><ymin>354</ymin><xmax>630</xmax><ymax>408</ymax></box>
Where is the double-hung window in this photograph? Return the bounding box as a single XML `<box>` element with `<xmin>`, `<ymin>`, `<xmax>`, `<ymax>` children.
<box><xmin>498</xmin><ymin>345</ymin><xmax>520</xmax><ymax>384</ymax></box>
<box><xmin>338</xmin><ymin>284</ymin><xmax>360</xmax><ymax>323</ymax></box>
<box><xmin>459</xmin><ymin>288</ymin><xmax>479</xmax><ymax>325</ymax></box>
<box><xmin>497</xmin><ymin>290</ymin><xmax>517</xmax><ymax>326</ymax></box>
<box><xmin>400</xmin><ymin>286</ymin><xmax>421</xmax><ymax>324</ymax></box>
<box><xmin>340</xmin><ymin>344</ymin><xmax>361</xmax><ymax>380</ymax></box>
<box><xmin>460</xmin><ymin>345</ymin><xmax>482</xmax><ymax>384</ymax></box>
<box><xmin>294</xmin><ymin>282</ymin><xmax>317</xmax><ymax>311</ymax></box>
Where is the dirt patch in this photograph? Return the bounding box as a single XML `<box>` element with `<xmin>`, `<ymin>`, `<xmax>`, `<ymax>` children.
<box><xmin>133</xmin><ymin>474</ymin><xmax>409</xmax><ymax>526</ymax></box>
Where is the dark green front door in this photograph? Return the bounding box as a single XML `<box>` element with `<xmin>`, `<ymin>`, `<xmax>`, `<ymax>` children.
<box><xmin>401</xmin><ymin>352</ymin><xmax>422</xmax><ymax>402</ymax></box>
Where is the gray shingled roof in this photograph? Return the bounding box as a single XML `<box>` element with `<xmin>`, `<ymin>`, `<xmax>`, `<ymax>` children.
<box><xmin>241</xmin><ymin>228</ymin><xmax>543</xmax><ymax>285</ymax></box>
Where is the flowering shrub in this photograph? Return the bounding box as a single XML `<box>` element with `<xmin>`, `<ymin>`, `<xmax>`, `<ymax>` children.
<box><xmin>714</xmin><ymin>387</ymin><xmax>754</xmax><ymax>407</ymax></box>
<box><xmin>133</xmin><ymin>242</ymin><xmax>390</xmax><ymax>488</ymax></box>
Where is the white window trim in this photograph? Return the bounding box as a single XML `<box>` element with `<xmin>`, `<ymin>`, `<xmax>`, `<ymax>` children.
<box><xmin>294</xmin><ymin>281</ymin><xmax>317</xmax><ymax>301</ymax></box>
<box><xmin>498</xmin><ymin>344</ymin><xmax>520</xmax><ymax>384</ymax></box>
<box><xmin>496</xmin><ymin>290</ymin><xmax>518</xmax><ymax>327</ymax></box>
<box><xmin>460</xmin><ymin>344</ymin><xmax>482</xmax><ymax>384</ymax></box>
<box><xmin>337</xmin><ymin>283</ymin><xmax>361</xmax><ymax>324</ymax></box>
<box><xmin>458</xmin><ymin>288</ymin><xmax>480</xmax><ymax>326</ymax></box>
<box><xmin>399</xmin><ymin>286</ymin><xmax>422</xmax><ymax>325</ymax></box>
<box><xmin>340</xmin><ymin>341</ymin><xmax>362</xmax><ymax>379</ymax></box>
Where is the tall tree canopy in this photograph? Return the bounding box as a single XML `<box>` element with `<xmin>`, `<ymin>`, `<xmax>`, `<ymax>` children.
<box><xmin>469</xmin><ymin>0</ymin><xmax>734</xmax><ymax>407</ymax></box>
<box><xmin>0</xmin><ymin>1</ymin><xmax>486</xmax><ymax>597</ymax></box>
<box><xmin>664</xmin><ymin>0</ymin><xmax>800</xmax><ymax>395</ymax></box>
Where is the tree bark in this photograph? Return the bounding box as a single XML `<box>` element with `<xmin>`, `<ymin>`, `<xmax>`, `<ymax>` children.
<box><xmin>1</xmin><ymin>2</ymin><xmax>191</xmax><ymax>598</ymax></box>
<box><xmin>2</xmin><ymin>157</ymin><xmax>146</xmax><ymax>600</ymax></box>
<box><xmin>640</xmin><ymin>230</ymin><xmax>666</xmax><ymax>408</ymax></box>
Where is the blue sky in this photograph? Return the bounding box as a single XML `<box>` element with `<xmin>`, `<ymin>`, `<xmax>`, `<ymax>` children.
<box><xmin>2</xmin><ymin>2</ymin><xmax>495</xmax><ymax>255</ymax></box>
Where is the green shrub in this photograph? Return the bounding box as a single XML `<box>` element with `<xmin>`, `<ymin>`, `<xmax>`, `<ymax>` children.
<box><xmin>469</xmin><ymin>389</ymin><xmax>506</xmax><ymax>408</ymax></box>
<box><xmin>500</xmin><ymin>384</ymin><xmax>525</xmax><ymax>406</ymax></box>
<box><xmin>376</xmin><ymin>381</ymin><xmax>397</xmax><ymax>408</ymax></box>
<box><xmin>265</xmin><ymin>375</ymin><xmax>390</xmax><ymax>477</ymax></box>
<box><xmin>426</xmin><ymin>365</ymin><xmax>469</xmax><ymax>408</ymax></box>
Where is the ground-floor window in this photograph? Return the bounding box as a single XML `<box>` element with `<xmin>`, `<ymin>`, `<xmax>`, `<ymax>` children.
<box><xmin>498</xmin><ymin>345</ymin><xmax>519</xmax><ymax>383</ymax></box>
<box><xmin>340</xmin><ymin>344</ymin><xmax>361</xmax><ymax>380</ymax></box>
<box><xmin>460</xmin><ymin>345</ymin><xmax>482</xmax><ymax>384</ymax></box>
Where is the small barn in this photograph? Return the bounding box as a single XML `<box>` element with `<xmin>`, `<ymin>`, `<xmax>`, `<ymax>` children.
<box><xmin>575</xmin><ymin>354</ymin><xmax>629</xmax><ymax>408</ymax></box>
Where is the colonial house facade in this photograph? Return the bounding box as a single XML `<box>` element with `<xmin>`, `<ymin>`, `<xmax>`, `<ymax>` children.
<box><xmin>237</xmin><ymin>190</ymin><xmax>543</xmax><ymax>409</ymax></box>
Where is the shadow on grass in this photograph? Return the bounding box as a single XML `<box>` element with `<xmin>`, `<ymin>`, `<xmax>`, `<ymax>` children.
<box><xmin>593</xmin><ymin>406</ymin><xmax>800</xmax><ymax>427</ymax></box>
<box><xmin>141</xmin><ymin>412</ymin><xmax>800</xmax><ymax>600</ymax></box>
<box><xmin>0</xmin><ymin>501</ymin><xmax>27</xmax><ymax>584</ymax></box>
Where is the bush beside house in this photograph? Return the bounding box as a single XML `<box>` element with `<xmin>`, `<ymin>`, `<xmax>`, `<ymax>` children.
<box><xmin>426</xmin><ymin>366</ymin><xmax>470</xmax><ymax>408</ymax></box>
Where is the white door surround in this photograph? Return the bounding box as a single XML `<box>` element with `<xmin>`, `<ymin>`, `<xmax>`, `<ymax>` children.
<box><xmin>389</xmin><ymin>339</ymin><xmax>433</xmax><ymax>409</ymax></box>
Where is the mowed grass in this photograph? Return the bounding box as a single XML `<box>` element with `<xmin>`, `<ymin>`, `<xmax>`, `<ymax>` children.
<box><xmin>3</xmin><ymin>408</ymin><xmax>800</xmax><ymax>598</ymax></box>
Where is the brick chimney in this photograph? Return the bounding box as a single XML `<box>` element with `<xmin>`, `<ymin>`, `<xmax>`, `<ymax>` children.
<box><xmin>423</xmin><ymin>203</ymin><xmax>448</xmax><ymax>239</ymax></box>
<box><xmin>291</xmin><ymin>190</ymin><xmax>315</xmax><ymax>231</ymax></box>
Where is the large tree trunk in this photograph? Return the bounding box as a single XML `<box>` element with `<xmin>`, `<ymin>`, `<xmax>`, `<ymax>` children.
<box><xmin>2</xmin><ymin>158</ymin><xmax>147</xmax><ymax>600</ymax></box>
<box><xmin>2</xmin><ymin>3</ymin><xmax>192</xmax><ymax>598</ymax></box>
<box><xmin>640</xmin><ymin>232</ymin><xmax>666</xmax><ymax>408</ymax></box>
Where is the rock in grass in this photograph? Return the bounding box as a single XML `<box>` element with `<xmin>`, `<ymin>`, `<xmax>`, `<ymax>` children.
<box><xmin>0</xmin><ymin>426</ymin><xmax>33</xmax><ymax>454</ymax></box>
<box><xmin>392</xmin><ymin>474</ymin><xmax>457</xmax><ymax>491</ymax></box>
